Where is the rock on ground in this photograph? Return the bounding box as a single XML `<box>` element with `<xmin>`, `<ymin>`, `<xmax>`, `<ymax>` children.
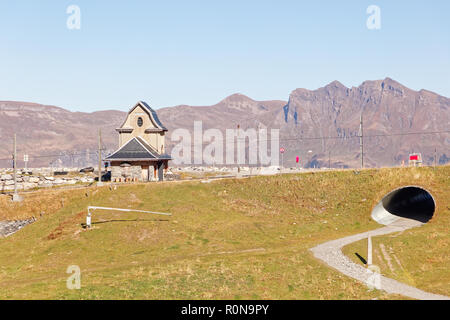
<box><xmin>0</xmin><ymin>218</ymin><xmax>36</xmax><ymax>238</ymax></box>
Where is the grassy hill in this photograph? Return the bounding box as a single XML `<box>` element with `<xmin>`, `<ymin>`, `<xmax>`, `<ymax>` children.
<box><xmin>0</xmin><ymin>166</ymin><xmax>448</xmax><ymax>299</ymax></box>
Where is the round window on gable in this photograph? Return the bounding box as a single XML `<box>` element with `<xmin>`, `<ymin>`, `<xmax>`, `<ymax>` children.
<box><xmin>137</xmin><ymin>117</ymin><xmax>143</xmax><ymax>127</ymax></box>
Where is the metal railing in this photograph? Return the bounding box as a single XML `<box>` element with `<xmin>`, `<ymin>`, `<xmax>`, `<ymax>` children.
<box><xmin>86</xmin><ymin>206</ymin><xmax>172</xmax><ymax>228</ymax></box>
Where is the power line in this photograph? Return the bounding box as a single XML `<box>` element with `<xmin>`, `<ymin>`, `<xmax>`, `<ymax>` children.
<box><xmin>0</xmin><ymin>150</ymin><xmax>108</xmax><ymax>161</ymax></box>
<box><xmin>0</xmin><ymin>129</ymin><xmax>448</xmax><ymax>162</ymax></box>
<box><xmin>193</xmin><ymin>129</ymin><xmax>450</xmax><ymax>146</ymax></box>
<box><xmin>359</xmin><ymin>114</ymin><xmax>364</xmax><ymax>169</ymax></box>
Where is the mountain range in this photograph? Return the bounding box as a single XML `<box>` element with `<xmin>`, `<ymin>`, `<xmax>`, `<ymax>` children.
<box><xmin>1</xmin><ymin>78</ymin><xmax>449</xmax><ymax>168</ymax></box>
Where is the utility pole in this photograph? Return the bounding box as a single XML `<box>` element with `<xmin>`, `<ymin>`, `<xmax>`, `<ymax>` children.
<box><xmin>97</xmin><ymin>128</ymin><xmax>103</xmax><ymax>186</ymax></box>
<box><xmin>70</xmin><ymin>151</ymin><xmax>74</xmax><ymax>169</ymax></box>
<box><xmin>257</xmin><ymin>122</ymin><xmax>261</xmax><ymax>169</ymax></box>
<box><xmin>367</xmin><ymin>235</ymin><xmax>373</xmax><ymax>266</ymax></box>
<box><xmin>12</xmin><ymin>134</ymin><xmax>21</xmax><ymax>202</ymax></box>
<box><xmin>307</xmin><ymin>150</ymin><xmax>312</xmax><ymax>170</ymax></box>
<box><xmin>13</xmin><ymin>134</ymin><xmax>17</xmax><ymax>194</ymax></box>
<box><xmin>237</xmin><ymin>124</ymin><xmax>240</xmax><ymax>174</ymax></box>
<box><xmin>359</xmin><ymin>114</ymin><xmax>364</xmax><ymax>169</ymax></box>
<box><xmin>328</xmin><ymin>150</ymin><xmax>331</xmax><ymax>169</ymax></box>
<box><xmin>434</xmin><ymin>148</ymin><xmax>437</xmax><ymax>169</ymax></box>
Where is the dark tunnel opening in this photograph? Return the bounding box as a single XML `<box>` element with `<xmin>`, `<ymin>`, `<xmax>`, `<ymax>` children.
<box><xmin>372</xmin><ymin>186</ymin><xmax>435</xmax><ymax>224</ymax></box>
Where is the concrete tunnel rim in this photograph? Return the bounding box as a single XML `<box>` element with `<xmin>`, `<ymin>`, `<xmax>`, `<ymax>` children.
<box><xmin>370</xmin><ymin>185</ymin><xmax>436</xmax><ymax>225</ymax></box>
<box><xmin>371</xmin><ymin>184</ymin><xmax>437</xmax><ymax>212</ymax></box>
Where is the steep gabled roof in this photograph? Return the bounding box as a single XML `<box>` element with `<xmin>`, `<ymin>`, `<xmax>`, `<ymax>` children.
<box><xmin>139</xmin><ymin>101</ymin><xmax>167</xmax><ymax>131</ymax></box>
<box><xmin>135</xmin><ymin>136</ymin><xmax>172</xmax><ymax>160</ymax></box>
<box><xmin>104</xmin><ymin>137</ymin><xmax>171</xmax><ymax>161</ymax></box>
<box><xmin>118</xmin><ymin>101</ymin><xmax>168</xmax><ymax>131</ymax></box>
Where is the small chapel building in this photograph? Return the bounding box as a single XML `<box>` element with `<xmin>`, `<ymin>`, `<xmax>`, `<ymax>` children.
<box><xmin>105</xmin><ymin>101</ymin><xmax>171</xmax><ymax>182</ymax></box>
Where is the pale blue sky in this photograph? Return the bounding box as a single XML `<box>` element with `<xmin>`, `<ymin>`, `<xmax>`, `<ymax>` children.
<box><xmin>1</xmin><ymin>0</ymin><xmax>449</xmax><ymax>112</ymax></box>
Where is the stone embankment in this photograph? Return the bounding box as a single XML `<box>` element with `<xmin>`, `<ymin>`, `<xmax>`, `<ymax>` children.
<box><xmin>0</xmin><ymin>173</ymin><xmax>95</xmax><ymax>191</ymax></box>
<box><xmin>0</xmin><ymin>218</ymin><xmax>36</xmax><ymax>237</ymax></box>
<box><xmin>0</xmin><ymin>168</ymin><xmax>96</xmax><ymax>192</ymax></box>
<box><xmin>0</xmin><ymin>166</ymin><xmax>310</xmax><ymax>191</ymax></box>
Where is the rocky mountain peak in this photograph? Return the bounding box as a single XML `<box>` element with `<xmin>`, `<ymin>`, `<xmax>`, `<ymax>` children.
<box><xmin>325</xmin><ymin>80</ymin><xmax>347</xmax><ymax>90</ymax></box>
<box><xmin>0</xmin><ymin>78</ymin><xmax>448</xmax><ymax>168</ymax></box>
<box><xmin>218</xmin><ymin>93</ymin><xmax>255</xmax><ymax>105</ymax></box>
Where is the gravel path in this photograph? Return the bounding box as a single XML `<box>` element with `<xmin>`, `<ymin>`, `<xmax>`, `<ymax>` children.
<box><xmin>310</xmin><ymin>218</ymin><xmax>450</xmax><ymax>300</ymax></box>
<box><xmin>0</xmin><ymin>218</ymin><xmax>35</xmax><ymax>238</ymax></box>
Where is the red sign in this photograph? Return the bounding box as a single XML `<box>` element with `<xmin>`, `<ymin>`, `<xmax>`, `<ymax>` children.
<box><xmin>296</xmin><ymin>156</ymin><xmax>299</xmax><ymax>163</ymax></box>
<box><xmin>280</xmin><ymin>147</ymin><xmax>285</xmax><ymax>154</ymax></box>
<box><xmin>409</xmin><ymin>155</ymin><xmax>419</xmax><ymax>161</ymax></box>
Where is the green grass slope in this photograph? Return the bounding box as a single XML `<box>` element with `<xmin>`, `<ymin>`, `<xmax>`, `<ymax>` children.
<box><xmin>0</xmin><ymin>166</ymin><xmax>448</xmax><ymax>299</ymax></box>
